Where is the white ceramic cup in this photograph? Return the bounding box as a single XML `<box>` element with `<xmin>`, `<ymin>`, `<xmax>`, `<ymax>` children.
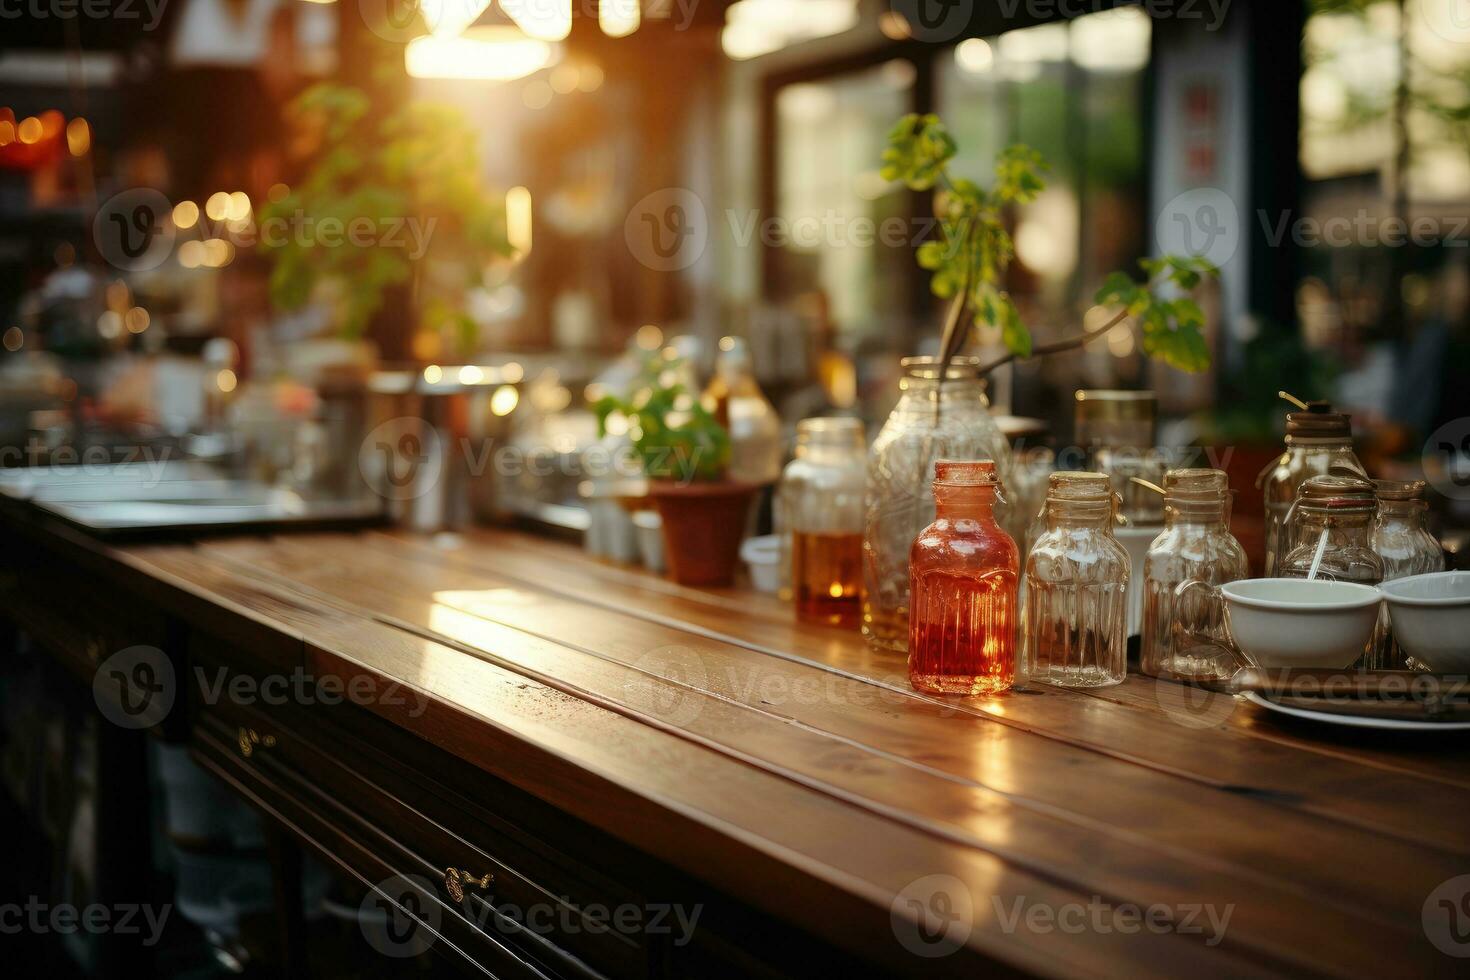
<box><xmin>1380</xmin><ymin>571</ymin><xmax>1470</xmax><ymax>673</ymax></box>
<box><xmin>1176</xmin><ymin>578</ymin><xmax>1382</xmax><ymax>669</ymax></box>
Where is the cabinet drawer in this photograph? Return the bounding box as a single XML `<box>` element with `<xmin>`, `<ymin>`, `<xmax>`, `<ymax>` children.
<box><xmin>191</xmin><ymin>680</ymin><xmax>654</xmax><ymax>978</ymax></box>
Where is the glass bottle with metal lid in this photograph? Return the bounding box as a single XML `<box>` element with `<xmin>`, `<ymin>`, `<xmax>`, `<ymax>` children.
<box><xmin>1140</xmin><ymin>469</ymin><xmax>1250</xmax><ymax>681</ymax></box>
<box><xmin>1023</xmin><ymin>471</ymin><xmax>1130</xmax><ymax>688</ymax></box>
<box><xmin>1261</xmin><ymin>400</ymin><xmax>1367</xmax><ymax>576</ymax></box>
<box><xmin>1368</xmin><ymin>479</ymin><xmax>1445</xmax><ymax>669</ymax></box>
<box><xmin>1279</xmin><ymin>475</ymin><xmax>1384</xmax><ymax>586</ymax></box>
<box><xmin>778</xmin><ymin>417</ymin><xmax>867</xmax><ymax>626</ymax></box>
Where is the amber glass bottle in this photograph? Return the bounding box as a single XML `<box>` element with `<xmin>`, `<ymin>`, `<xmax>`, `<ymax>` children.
<box><xmin>907</xmin><ymin>460</ymin><xmax>1020</xmax><ymax>695</ymax></box>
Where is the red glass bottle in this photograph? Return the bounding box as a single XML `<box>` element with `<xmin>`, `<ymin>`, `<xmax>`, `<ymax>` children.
<box><xmin>908</xmin><ymin>459</ymin><xmax>1020</xmax><ymax>695</ymax></box>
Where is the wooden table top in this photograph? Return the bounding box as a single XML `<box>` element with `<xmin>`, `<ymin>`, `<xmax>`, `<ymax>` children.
<box><xmin>45</xmin><ymin>524</ymin><xmax>1470</xmax><ymax>976</ymax></box>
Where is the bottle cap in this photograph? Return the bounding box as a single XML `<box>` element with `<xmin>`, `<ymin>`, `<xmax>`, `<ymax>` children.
<box><xmin>1164</xmin><ymin>468</ymin><xmax>1229</xmax><ymax>497</ymax></box>
<box><xmin>1046</xmin><ymin>470</ymin><xmax>1112</xmax><ymax>501</ymax></box>
<box><xmin>1298</xmin><ymin>474</ymin><xmax>1376</xmax><ymax>511</ymax></box>
<box><xmin>1372</xmin><ymin>478</ymin><xmax>1427</xmax><ymax>502</ymax></box>
<box><xmin>900</xmin><ymin>355</ymin><xmax>983</xmax><ymax>381</ymax></box>
<box><xmin>796</xmin><ymin>416</ymin><xmax>864</xmax><ymax>451</ymax></box>
<box><xmin>1285</xmin><ymin>401</ymin><xmax>1352</xmax><ymax>441</ymax></box>
<box><xmin>934</xmin><ymin>459</ymin><xmax>1000</xmax><ymax>486</ymax></box>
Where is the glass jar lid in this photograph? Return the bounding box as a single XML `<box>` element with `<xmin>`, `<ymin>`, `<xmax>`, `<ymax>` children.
<box><xmin>1073</xmin><ymin>389</ymin><xmax>1156</xmax><ymax>421</ymax></box>
<box><xmin>1161</xmin><ymin>468</ymin><xmax>1230</xmax><ymax>518</ymax></box>
<box><xmin>935</xmin><ymin>458</ymin><xmax>1000</xmax><ymax>487</ymax></box>
<box><xmin>1046</xmin><ymin>470</ymin><xmax>1112</xmax><ymax>501</ymax></box>
<box><xmin>1284</xmin><ymin>401</ymin><xmax>1352</xmax><ymax>442</ymax></box>
<box><xmin>900</xmin><ymin>355</ymin><xmax>983</xmax><ymax>381</ymax></box>
<box><xmin>1164</xmin><ymin>467</ymin><xmax>1228</xmax><ymax>498</ymax></box>
<box><xmin>1298</xmin><ymin>474</ymin><xmax>1376</xmax><ymax>512</ymax></box>
<box><xmin>796</xmin><ymin>416</ymin><xmax>864</xmax><ymax>452</ymax></box>
<box><xmin>1372</xmin><ymin>478</ymin><xmax>1426</xmax><ymax>502</ymax></box>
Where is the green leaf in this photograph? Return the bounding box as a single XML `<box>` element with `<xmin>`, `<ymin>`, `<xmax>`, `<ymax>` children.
<box><xmin>881</xmin><ymin>113</ymin><xmax>956</xmax><ymax>191</ymax></box>
<box><xmin>993</xmin><ymin>144</ymin><xmax>1047</xmax><ymax>204</ymax></box>
<box><xmin>1094</xmin><ymin>271</ymin><xmax>1143</xmax><ymax>309</ymax></box>
<box><xmin>1138</xmin><ymin>299</ymin><xmax>1210</xmax><ymax>373</ymax></box>
<box><xmin>916</xmin><ymin>240</ymin><xmax>946</xmax><ymax>270</ymax></box>
<box><xmin>883</xmin><ymin>111</ymin><xmax>1217</xmax><ymax>376</ymax></box>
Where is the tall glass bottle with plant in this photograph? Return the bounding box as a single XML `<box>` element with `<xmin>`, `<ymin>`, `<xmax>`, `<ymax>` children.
<box><xmin>863</xmin><ymin>113</ymin><xmax>1219</xmax><ymax>652</ymax></box>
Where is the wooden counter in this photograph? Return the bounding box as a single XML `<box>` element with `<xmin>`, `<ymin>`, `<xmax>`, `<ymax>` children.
<box><xmin>3</xmin><ymin>511</ymin><xmax>1468</xmax><ymax>978</ymax></box>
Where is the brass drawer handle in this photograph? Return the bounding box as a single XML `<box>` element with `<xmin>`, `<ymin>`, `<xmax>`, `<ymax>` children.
<box><xmin>237</xmin><ymin>727</ymin><xmax>277</xmax><ymax>758</ymax></box>
<box><xmin>444</xmin><ymin>867</ymin><xmax>493</xmax><ymax>903</ymax></box>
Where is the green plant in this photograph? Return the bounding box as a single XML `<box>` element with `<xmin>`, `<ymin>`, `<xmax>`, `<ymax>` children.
<box><xmin>594</xmin><ymin>359</ymin><xmax>730</xmax><ymax>483</ymax></box>
<box><xmin>880</xmin><ymin>113</ymin><xmax>1219</xmax><ymax>378</ymax></box>
<box><xmin>259</xmin><ymin>84</ymin><xmax>511</xmax><ymax>348</ymax></box>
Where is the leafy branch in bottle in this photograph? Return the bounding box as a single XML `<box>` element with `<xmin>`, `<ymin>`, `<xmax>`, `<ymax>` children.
<box><xmin>880</xmin><ymin>113</ymin><xmax>1220</xmax><ymax>387</ymax></box>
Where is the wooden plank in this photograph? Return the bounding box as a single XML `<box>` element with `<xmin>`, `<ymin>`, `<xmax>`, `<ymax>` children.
<box><xmin>344</xmin><ymin>531</ymin><xmax>1470</xmax><ymax>835</ymax></box>
<box><xmin>48</xmin><ymin>523</ymin><xmax>1461</xmax><ymax>977</ymax></box>
<box><xmin>183</xmin><ymin>536</ymin><xmax>1458</xmax><ymax>975</ymax></box>
<box><xmin>127</xmin><ymin>543</ymin><xmax>1274</xmax><ymax>978</ymax></box>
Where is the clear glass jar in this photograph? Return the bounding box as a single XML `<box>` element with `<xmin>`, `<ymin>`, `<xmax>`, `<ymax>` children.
<box><xmin>1262</xmin><ymin>403</ymin><xmax>1366</xmax><ymax>576</ymax></box>
<box><xmin>777</xmin><ymin>417</ymin><xmax>866</xmax><ymax>626</ymax></box>
<box><xmin>1074</xmin><ymin>389</ymin><xmax>1156</xmax><ymax>456</ymax></box>
<box><xmin>1279</xmin><ymin>475</ymin><xmax>1384</xmax><ymax>586</ymax></box>
<box><xmin>908</xmin><ymin>460</ymin><xmax>1019</xmax><ymax>695</ymax></box>
<box><xmin>1368</xmin><ymin>479</ymin><xmax>1445</xmax><ymax>669</ymax></box>
<box><xmin>1140</xmin><ymin>469</ymin><xmax>1249</xmax><ymax>681</ymax></box>
<box><xmin>1024</xmin><ymin>472</ymin><xmax>1130</xmax><ymax>688</ymax></box>
<box><xmin>862</xmin><ymin>356</ymin><xmax>1011</xmax><ymax>652</ymax></box>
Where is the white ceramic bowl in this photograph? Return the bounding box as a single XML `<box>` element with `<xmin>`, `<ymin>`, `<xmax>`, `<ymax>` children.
<box><xmin>1222</xmin><ymin>578</ymin><xmax>1382</xmax><ymax>669</ymax></box>
<box><xmin>740</xmin><ymin>535</ymin><xmax>782</xmax><ymax>594</ymax></box>
<box><xmin>1380</xmin><ymin>571</ymin><xmax>1470</xmax><ymax>673</ymax></box>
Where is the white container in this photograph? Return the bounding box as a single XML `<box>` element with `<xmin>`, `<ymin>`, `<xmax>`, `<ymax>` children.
<box><xmin>1380</xmin><ymin>571</ymin><xmax>1470</xmax><ymax>673</ymax></box>
<box><xmin>584</xmin><ymin>497</ymin><xmax>638</xmax><ymax>563</ymax></box>
<box><xmin>741</xmin><ymin>534</ymin><xmax>782</xmax><ymax>593</ymax></box>
<box><xmin>632</xmin><ymin>510</ymin><xmax>665</xmax><ymax>573</ymax></box>
<box><xmin>1116</xmin><ymin>524</ymin><xmax>1157</xmax><ymax>637</ymax></box>
<box><xmin>1221</xmin><ymin>579</ymin><xmax>1382</xmax><ymax>670</ymax></box>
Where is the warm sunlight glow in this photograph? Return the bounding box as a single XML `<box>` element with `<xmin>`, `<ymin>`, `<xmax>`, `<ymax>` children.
<box><xmin>490</xmin><ymin>385</ymin><xmax>520</xmax><ymax>416</ymax></box>
<box><xmin>405</xmin><ymin>29</ymin><xmax>554</xmax><ymax>80</ymax></box>
<box><xmin>506</xmin><ymin>185</ymin><xmax>533</xmax><ymax>256</ymax></box>
<box><xmin>419</xmin><ymin>0</ymin><xmax>492</xmax><ymax>36</ymax></box>
<box><xmin>173</xmin><ymin>201</ymin><xmax>200</xmax><ymax>229</ymax></box>
<box><xmin>599</xmin><ymin>0</ymin><xmax>639</xmax><ymax>37</ymax></box>
<box><xmin>501</xmin><ymin>0</ymin><xmax>571</xmax><ymax>41</ymax></box>
<box><xmin>205</xmin><ymin>192</ymin><xmax>231</xmax><ymax>221</ymax></box>
<box><xmin>955</xmin><ymin>38</ymin><xmax>993</xmax><ymax>74</ymax></box>
<box><xmin>66</xmin><ymin>117</ymin><xmax>91</xmax><ymax>156</ymax></box>
<box><xmin>723</xmin><ymin>0</ymin><xmax>857</xmax><ymax>60</ymax></box>
<box><xmin>227</xmin><ymin>191</ymin><xmax>252</xmax><ymax>222</ymax></box>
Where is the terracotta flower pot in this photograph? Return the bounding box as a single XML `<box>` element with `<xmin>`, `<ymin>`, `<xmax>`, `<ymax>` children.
<box><xmin>648</xmin><ymin>480</ymin><xmax>759</xmax><ymax>586</ymax></box>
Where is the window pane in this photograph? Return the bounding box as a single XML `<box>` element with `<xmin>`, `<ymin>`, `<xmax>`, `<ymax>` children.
<box><xmin>773</xmin><ymin>60</ymin><xmax>915</xmax><ymax>341</ymax></box>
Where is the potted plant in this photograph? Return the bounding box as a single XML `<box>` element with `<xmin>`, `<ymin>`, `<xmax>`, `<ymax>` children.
<box><xmin>258</xmin><ymin>84</ymin><xmax>512</xmax><ymax>363</ymax></box>
<box><xmin>596</xmin><ymin>375</ymin><xmax>756</xmax><ymax>586</ymax></box>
